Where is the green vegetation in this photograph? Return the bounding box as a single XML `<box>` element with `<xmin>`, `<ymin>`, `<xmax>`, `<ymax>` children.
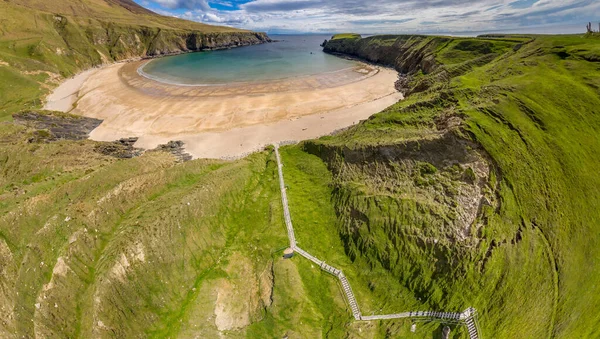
<box><xmin>434</xmin><ymin>38</ymin><xmax>516</xmax><ymax>65</ymax></box>
<box><xmin>304</xmin><ymin>34</ymin><xmax>600</xmax><ymax>337</ymax></box>
<box><xmin>0</xmin><ymin>123</ymin><xmax>459</xmax><ymax>338</ymax></box>
<box><xmin>1</xmin><ymin>2</ymin><xmax>600</xmax><ymax>336</ymax></box>
<box><xmin>0</xmin><ymin>124</ymin><xmax>367</xmax><ymax>337</ymax></box>
<box><xmin>331</xmin><ymin>33</ymin><xmax>362</xmax><ymax>40</ymax></box>
<box><xmin>0</xmin><ymin>0</ymin><xmax>267</xmax><ymax>120</ymax></box>
<box><xmin>276</xmin><ymin>146</ymin><xmax>455</xmax><ymax>337</ymax></box>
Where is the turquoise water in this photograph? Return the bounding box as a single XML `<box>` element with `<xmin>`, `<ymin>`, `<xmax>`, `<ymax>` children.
<box><xmin>140</xmin><ymin>35</ymin><xmax>357</xmax><ymax>85</ymax></box>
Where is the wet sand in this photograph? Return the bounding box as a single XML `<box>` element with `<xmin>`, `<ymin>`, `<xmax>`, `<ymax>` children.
<box><xmin>46</xmin><ymin>60</ymin><xmax>402</xmax><ymax>159</ymax></box>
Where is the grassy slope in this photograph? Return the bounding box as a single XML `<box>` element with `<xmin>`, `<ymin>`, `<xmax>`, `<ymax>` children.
<box><xmin>0</xmin><ymin>0</ymin><xmax>254</xmax><ymax>121</ymax></box>
<box><xmin>1</xmin><ymin>18</ymin><xmax>599</xmax><ymax>339</ymax></box>
<box><xmin>277</xmin><ymin>146</ymin><xmax>451</xmax><ymax>338</ymax></box>
<box><xmin>0</xmin><ymin>123</ymin><xmax>283</xmax><ymax>337</ymax></box>
<box><xmin>331</xmin><ymin>33</ymin><xmax>362</xmax><ymax>40</ymax></box>
<box><xmin>3</xmin><ymin>122</ymin><xmax>458</xmax><ymax>338</ymax></box>
<box><xmin>8</xmin><ymin>0</ymin><xmax>246</xmax><ymax>31</ymax></box>
<box><xmin>289</xmin><ymin>34</ymin><xmax>600</xmax><ymax>338</ymax></box>
<box><xmin>0</xmin><ymin>125</ymin><xmax>380</xmax><ymax>338</ymax></box>
<box><xmin>461</xmin><ymin>36</ymin><xmax>600</xmax><ymax>338</ymax></box>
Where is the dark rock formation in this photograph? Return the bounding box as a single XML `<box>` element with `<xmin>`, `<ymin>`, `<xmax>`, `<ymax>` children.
<box><xmin>151</xmin><ymin>141</ymin><xmax>193</xmax><ymax>162</ymax></box>
<box><xmin>46</xmin><ymin>13</ymin><xmax>271</xmax><ymax>68</ymax></box>
<box><xmin>94</xmin><ymin>139</ymin><xmax>193</xmax><ymax>161</ymax></box>
<box><xmin>13</xmin><ymin>110</ymin><xmax>103</xmax><ymax>142</ymax></box>
<box><xmin>323</xmin><ymin>35</ymin><xmax>442</xmax><ymax>75</ymax></box>
<box><xmin>95</xmin><ymin>137</ymin><xmax>143</xmax><ymax>158</ymax></box>
<box><xmin>142</xmin><ymin>31</ymin><xmax>272</xmax><ymax>57</ymax></box>
<box><xmin>442</xmin><ymin>326</ymin><xmax>451</xmax><ymax>339</ymax></box>
<box><xmin>82</xmin><ymin>22</ymin><xmax>271</xmax><ymax>62</ymax></box>
<box><xmin>394</xmin><ymin>74</ymin><xmax>411</xmax><ymax>93</ymax></box>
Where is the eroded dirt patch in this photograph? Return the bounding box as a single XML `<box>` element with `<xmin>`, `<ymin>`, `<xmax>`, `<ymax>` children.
<box><xmin>0</xmin><ymin>240</ymin><xmax>16</xmax><ymax>336</ymax></box>
<box><xmin>214</xmin><ymin>253</ymin><xmax>273</xmax><ymax>331</ymax></box>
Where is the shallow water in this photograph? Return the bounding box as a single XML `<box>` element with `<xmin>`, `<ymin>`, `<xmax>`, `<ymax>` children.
<box><xmin>140</xmin><ymin>35</ymin><xmax>357</xmax><ymax>85</ymax></box>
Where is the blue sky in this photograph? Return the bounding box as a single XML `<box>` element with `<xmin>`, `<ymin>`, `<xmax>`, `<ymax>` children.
<box><xmin>134</xmin><ymin>0</ymin><xmax>600</xmax><ymax>34</ymax></box>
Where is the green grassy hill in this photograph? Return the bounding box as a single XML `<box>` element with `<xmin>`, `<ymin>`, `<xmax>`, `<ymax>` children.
<box><xmin>7</xmin><ymin>0</ymin><xmax>244</xmax><ymax>30</ymax></box>
<box><xmin>1</xmin><ymin>4</ymin><xmax>600</xmax><ymax>336</ymax></box>
<box><xmin>303</xmin><ymin>33</ymin><xmax>600</xmax><ymax>337</ymax></box>
<box><xmin>0</xmin><ymin>0</ymin><xmax>269</xmax><ymax>120</ymax></box>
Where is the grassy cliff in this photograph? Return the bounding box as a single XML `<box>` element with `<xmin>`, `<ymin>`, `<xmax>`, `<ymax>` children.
<box><xmin>290</xmin><ymin>34</ymin><xmax>600</xmax><ymax>338</ymax></box>
<box><xmin>0</xmin><ymin>0</ymin><xmax>270</xmax><ymax>120</ymax></box>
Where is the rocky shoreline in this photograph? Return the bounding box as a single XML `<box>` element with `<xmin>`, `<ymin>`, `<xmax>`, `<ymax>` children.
<box><xmin>319</xmin><ymin>50</ymin><xmax>411</xmax><ymax>94</ymax></box>
<box><xmin>13</xmin><ymin>111</ymin><xmax>102</xmax><ymax>142</ymax></box>
<box><xmin>140</xmin><ymin>32</ymin><xmax>272</xmax><ymax>58</ymax></box>
<box><xmin>14</xmin><ymin>111</ymin><xmax>194</xmax><ymax>162</ymax></box>
<box><xmin>322</xmin><ymin>36</ymin><xmax>438</xmax><ymax>74</ymax></box>
<box><xmin>83</xmin><ymin>32</ymin><xmax>272</xmax><ymax>68</ymax></box>
<box><xmin>321</xmin><ymin>35</ymin><xmax>449</xmax><ymax>96</ymax></box>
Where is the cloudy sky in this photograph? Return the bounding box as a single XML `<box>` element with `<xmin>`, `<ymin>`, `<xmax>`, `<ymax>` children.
<box><xmin>134</xmin><ymin>0</ymin><xmax>600</xmax><ymax>34</ymax></box>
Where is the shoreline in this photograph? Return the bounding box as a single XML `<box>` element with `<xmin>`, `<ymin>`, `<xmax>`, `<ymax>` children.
<box><xmin>43</xmin><ymin>68</ymin><xmax>99</xmax><ymax>112</ymax></box>
<box><xmin>136</xmin><ymin>59</ymin><xmax>364</xmax><ymax>88</ymax></box>
<box><xmin>43</xmin><ymin>38</ymin><xmax>273</xmax><ymax>110</ymax></box>
<box><xmin>46</xmin><ymin>56</ymin><xmax>402</xmax><ymax>159</ymax></box>
<box><xmin>130</xmin><ymin>90</ymin><xmax>403</xmax><ymax>160</ymax></box>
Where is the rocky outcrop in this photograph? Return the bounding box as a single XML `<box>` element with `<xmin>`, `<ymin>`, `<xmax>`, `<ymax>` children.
<box><xmin>94</xmin><ymin>28</ymin><xmax>272</xmax><ymax>59</ymax></box>
<box><xmin>95</xmin><ymin>137</ymin><xmax>143</xmax><ymax>158</ymax></box>
<box><xmin>13</xmin><ymin>111</ymin><xmax>195</xmax><ymax>161</ymax></box>
<box><xmin>185</xmin><ymin>32</ymin><xmax>271</xmax><ymax>52</ymax></box>
<box><xmin>150</xmin><ymin>141</ymin><xmax>193</xmax><ymax>162</ymax></box>
<box><xmin>94</xmin><ymin>139</ymin><xmax>193</xmax><ymax>161</ymax></box>
<box><xmin>13</xmin><ymin>110</ymin><xmax>103</xmax><ymax>142</ymax></box>
<box><xmin>324</xmin><ymin>35</ymin><xmax>510</xmax><ymax>96</ymax></box>
<box><xmin>323</xmin><ymin>35</ymin><xmax>444</xmax><ymax>75</ymax></box>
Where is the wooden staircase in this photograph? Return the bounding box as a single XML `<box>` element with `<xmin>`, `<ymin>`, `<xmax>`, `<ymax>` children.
<box><xmin>338</xmin><ymin>272</ymin><xmax>361</xmax><ymax>320</ymax></box>
<box><xmin>274</xmin><ymin>145</ymin><xmax>482</xmax><ymax>337</ymax></box>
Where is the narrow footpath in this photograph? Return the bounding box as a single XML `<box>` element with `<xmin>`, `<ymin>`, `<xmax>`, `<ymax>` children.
<box><xmin>274</xmin><ymin>145</ymin><xmax>482</xmax><ymax>338</ymax></box>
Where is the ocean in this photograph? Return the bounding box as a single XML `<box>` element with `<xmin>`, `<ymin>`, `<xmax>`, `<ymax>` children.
<box><xmin>139</xmin><ymin>35</ymin><xmax>357</xmax><ymax>85</ymax></box>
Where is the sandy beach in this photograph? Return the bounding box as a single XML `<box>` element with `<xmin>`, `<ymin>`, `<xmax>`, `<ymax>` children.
<box><xmin>44</xmin><ymin>68</ymin><xmax>98</xmax><ymax>112</ymax></box>
<box><xmin>46</xmin><ymin>60</ymin><xmax>402</xmax><ymax>159</ymax></box>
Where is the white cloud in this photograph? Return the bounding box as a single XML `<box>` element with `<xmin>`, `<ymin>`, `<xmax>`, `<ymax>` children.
<box><xmin>141</xmin><ymin>0</ymin><xmax>600</xmax><ymax>34</ymax></box>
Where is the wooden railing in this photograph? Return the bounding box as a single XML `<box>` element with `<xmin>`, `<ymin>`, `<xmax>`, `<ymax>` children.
<box><xmin>274</xmin><ymin>145</ymin><xmax>481</xmax><ymax>338</ymax></box>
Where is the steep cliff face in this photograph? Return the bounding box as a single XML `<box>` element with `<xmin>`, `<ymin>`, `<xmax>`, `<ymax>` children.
<box><xmin>324</xmin><ymin>34</ymin><xmax>518</xmax><ymax>95</ymax></box>
<box><xmin>323</xmin><ymin>35</ymin><xmax>518</xmax><ymax>76</ymax></box>
<box><xmin>323</xmin><ymin>35</ymin><xmax>443</xmax><ymax>74</ymax></box>
<box><xmin>95</xmin><ymin>25</ymin><xmax>270</xmax><ymax>60</ymax></box>
<box><xmin>56</xmin><ymin>14</ymin><xmax>271</xmax><ymax>64</ymax></box>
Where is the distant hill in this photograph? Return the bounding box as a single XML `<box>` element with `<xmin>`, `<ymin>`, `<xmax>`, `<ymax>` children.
<box><xmin>106</xmin><ymin>0</ymin><xmax>157</xmax><ymax>15</ymax></box>
<box><xmin>4</xmin><ymin>0</ymin><xmax>245</xmax><ymax>31</ymax></box>
<box><xmin>9</xmin><ymin>0</ymin><xmax>156</xmax><ymax>16</ymax></box>
<box><xmin>0</xmin><ymin>0</ymin><xmax>270</xmax><ymax>118</ymax></box>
